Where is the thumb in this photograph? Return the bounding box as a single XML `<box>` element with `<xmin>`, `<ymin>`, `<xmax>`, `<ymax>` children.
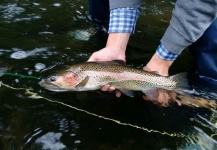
<box><xmin>87</xmin><ymin>54</ymin><xmax>98</xmax><ymax>62</ymax></box>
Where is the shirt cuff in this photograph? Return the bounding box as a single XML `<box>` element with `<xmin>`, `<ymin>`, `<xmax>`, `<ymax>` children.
<box><xmin>108</xmin><ymin>7</ymin><xmax>140</xmax><ymax>34</ymax></box>
<box><xmin>156</xmin><ymin>44</ymin><xmax>178</xmax><ymax>61</ymax></box>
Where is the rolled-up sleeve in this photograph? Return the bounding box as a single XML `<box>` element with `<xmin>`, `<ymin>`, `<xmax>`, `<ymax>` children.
<box><xmin>156</xmin><ymin>44</ymin><xmax>178</xmax><ymax>61</ymax></box>
<box><xmin>108</xmin><ymin>8</ymin><xmax>140</xmax><ymax>34</ymax></box>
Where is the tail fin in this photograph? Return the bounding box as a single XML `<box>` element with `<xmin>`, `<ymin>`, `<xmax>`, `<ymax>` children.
<box><xmin>169</xmin><ymin>72</ymin><xmax>196</xmax><ymax>97</ymax></box>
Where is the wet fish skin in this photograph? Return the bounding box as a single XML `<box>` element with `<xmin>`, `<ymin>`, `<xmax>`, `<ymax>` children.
<box><xmin>39</xmin><ymin>61</ymin><xmax>194</xmax><ymax>98</ymax></box>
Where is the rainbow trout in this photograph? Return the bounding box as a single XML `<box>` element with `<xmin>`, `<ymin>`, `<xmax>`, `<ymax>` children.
<box><xmin>39</xmin><ymin>61</ymin><xmax>194</xmax><ymax>99</ymax></box>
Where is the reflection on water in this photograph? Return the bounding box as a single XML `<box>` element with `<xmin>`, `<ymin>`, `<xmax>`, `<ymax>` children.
<box><xmin>0</xmin><ymin>68</ymin><xmax>7</xmax><ymax>77</ymax></box>
<box><xmin>0</xmin><ymin>3</ymin><xmax>25</xmax><ymax>21</ymax></box>
<box><xmin>23</xmin><ymin>110</ymin><xmax>81</xmax><ymax>149</ymax></box>
<box><xmin>140</xmin><ymin>0</ymin><xmax>174</xmax><ymax>15</ymax></box>
<box><xmin>0</xmin><ymin>3</ymin><xmax>42</xmax><ymax>23</ymax></box>
<box><xmin>189</xmin><ymin>114</ymin><xmax>217</xmax><ymax>149</ymax></box>
<box><xmin>35</xmin><ymin>132</ymin><xmax>66</xmax><ymax>150</ymax></box>
<box><xmin>10</xmin><ymin>47</ymin><xmax>53</xmax><ymax>59</ymax></box>
<box><xmin>0</xmin><ymin>0</ymin><xmax>217</xmax><ymax>149</ymax></box>
<box><xmin>34</xmin><ymin>63</ymin><xmax>46</xmax><ymax>72</ymax></box>
<box><xmin>180</xmin><ymin>131</ymin><xmax>217</xmax><ymax>150</ymax></box>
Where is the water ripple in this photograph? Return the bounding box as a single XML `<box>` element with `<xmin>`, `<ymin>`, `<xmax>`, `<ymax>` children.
<box><xmin>0</xmin><ymin>67</ymin><xmax>7</xmax><ymax>77</ymax></box>
<box><xmin>179</xmin><ymin>114</ymin><xmax>217</xmax><ymax>149</ymax></box>
<box><xmin>19</xmin><ymin>107</ymin><xmax>81</xmax><ymax>149</ymax></box>
<box><xmin>53</xmin><ymin>3</ymin><xmax>61</xmax><ymax>7</ymax></box>
<box><xmin>35</xmin><ymin>132</ymin><xmax>66</xmax><ymax>150</ymax></box>
<box><xmin>34</xmin><ymin>63</ymin><xmax>46</xmax><ymax>72</ymax></box>
<box><xmin>9</xmin><ymin>47</ymin><xmax>55</xmax><ymax>59</ymax></box>
<box><xmin>0</xmin><ymin>4</ymin><xmax>25</xmax><ymax>21</ymax></box>
<box><xmin>14</xmin><ymin>15</ymin><xmax>41</xmax><ymax>22</ymax></box>
<box><xmin>0</xmin><ymin>2</ymin><xmax>43</xmax><ymax>23</ymax></box>
<box><xmin>140</xmin><ymin>1</ymin><xmax>174</xmax><ymax>15</ymax></box>
<box><xmin>185</xmin><ymin>127</ymin><xmax>217</xmax><ymax>150</ymax></box>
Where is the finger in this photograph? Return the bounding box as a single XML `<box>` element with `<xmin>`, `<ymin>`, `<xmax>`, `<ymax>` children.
<box><xmin>143</xmin><ymin>66</ymin><xmax>150</xmax><ymax>71</ymax></box>
<box><xmin>108</xmin><ymin>86</ymin><xmax>115</xmax><ymax>91</ymax></box>
<box><xmin>115</xmin><ymin>90</ymin><xmax>122</xmax><ymax>97</ymax></box>
<box><xmin>157</xmin><ymin>92</ymin><xmax>165</xmax><ymax>103</ymax></box>
<box><xmin>157</xmin><ymin>89</ymin><xmax>170</xmax><ymax>106</ymax></box>
<box><xmin>142</xmin><ymin>96</ymin><xmax>160</xmax><ymax>105</ymax></box>
<box><xmin>87</xmin><ymin>53</ymin><xmax>98</xmax><ymax>62</ymax></box>
<box><xmin>161</xmin><ymin>102</ymin><xmax>169</xmax><ymax>107</ymax></box>
<box><xmin>87</xmin><ymin>57</ymin><xmax>96</xmax><ymax>62</ymax></box>
<box><xmin>100</xmin><ymin>85</ymin><xmax>111</xmax><ymax>91</ymax></box>
<box><xmin>174</xmin><ymin>99</ymin><xmax>182</xmax><ymax>106</ymax></box>
<box><xmin>142</xmin><ymin>95</ymin><xmax>151</xmax><ymax>101</ymax></box>
<box><xmin>167</xmin><ymin>91</ymin><xmax>181</xmax><ymax>106</ymax></box>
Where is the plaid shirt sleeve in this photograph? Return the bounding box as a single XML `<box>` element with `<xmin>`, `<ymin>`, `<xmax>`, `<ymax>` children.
<box><xmin>108</xmin><ymin>8</ymin><xmax>140</xmax><ymax>34</ymax></box>
<box><xmin>156</xmin><ymin>44</ymin><xmax>178</xmax><ymax>61</ymax></box>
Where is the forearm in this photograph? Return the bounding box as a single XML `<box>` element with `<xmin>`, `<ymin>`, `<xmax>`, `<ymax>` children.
<box><xmin>161</xmin><ymin>0</ymin><xmax>217</xmax><ymax>55</ymax></box>
<box><xmin>88</xmin><ymin>6</ymin><xmax>140</xmax><ymax>62</ymax></box>
<box><xmin>106</xmin><ymin>33</ymin><xmax>130</xmax><ymax>56</ymax></box>
<box><xmin>105</xmin><ymin>7</ymin><xmax>140</xmax><ymax>55</ymax></box>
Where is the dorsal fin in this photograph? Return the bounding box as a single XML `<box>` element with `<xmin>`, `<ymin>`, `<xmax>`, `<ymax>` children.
<box><xmin>119</xmin><ymin>89</ymin><xmax>134</xmax><ymax>97</ymax></box>
<box><xmin>112</xmin><ymin>60</ymin><xmax>126</xmax><ymax>65</ymax></box>
<box><xmin>150</xmin><ymin>71</ymin><xmax>160</xmax><ymax>75</ymax></box>
<box><xmin>91</xmin><ymin>60</ymin><xmax>126</xmax><ymax>66</ymax></box>
<box><xmin>75</xmin><ymin>76</ymin><xmax>89</xmax><ymax>88</ymax></box>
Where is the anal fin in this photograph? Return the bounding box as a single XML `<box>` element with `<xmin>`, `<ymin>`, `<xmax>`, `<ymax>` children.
<box><xmin>142</xmin><ymin>89</ymin><xmax>158</xmax><ymax>100</ymax></box>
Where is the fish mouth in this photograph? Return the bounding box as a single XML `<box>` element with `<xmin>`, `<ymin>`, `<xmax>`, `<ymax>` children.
<box><xmin>39</xmin><ymin>79</ymin><xmax>68</xmax><ymax>92</ymax></box>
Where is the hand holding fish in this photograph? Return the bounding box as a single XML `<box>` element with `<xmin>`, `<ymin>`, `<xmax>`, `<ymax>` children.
<box><xmin>87</xmin><ymin>46</ymin><xmax>125</xmax><ymax>97</ymax></box>
<box><xmin>88</xmin><ymin>33</ymin><xmax>130</xmax><ymax>62</ymax></box>
<box><xmin>88</xmin><ymin>49</ymin><xmax>179</xmax><ymax>106</ymax></box>
<box><xmin>87</xmin><ymin>47</ymin><xmax>126</xmax><ymax>62</ymax></box>
<box><xmin>87</xmin><ymin>33</ymin><xmax>130</xmax><ymax>97</ymax></box>
<box><xmin>40</xmin><ymin>60</ymin><xmax>194</xmax><ymax>107</ymax></box>
<box><xmin>144</xmin><ymin>53</ymin><xmax>174</xmax><ymax>76</ymax></box>
<box><xmin>143</xmin><ymin>53</ymin><xmax>176</xmax><ymax>106</ymax></box>
<box><xmin>40</xmin><ymin>30</ymin><xmax>194</xmax><ymax>107</ymax></box>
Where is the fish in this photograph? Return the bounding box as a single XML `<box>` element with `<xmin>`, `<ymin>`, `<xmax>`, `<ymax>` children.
<box><xmin>39</xmin><ymin>61</ymin><xmax>195</xmax><ymax>99</ymax></box>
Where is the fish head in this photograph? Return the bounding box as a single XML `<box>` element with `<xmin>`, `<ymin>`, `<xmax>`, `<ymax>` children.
<box><xmin>39</xmin><ymin>68</ymin><xmax>81</xmax><ymax>92</ymax></box>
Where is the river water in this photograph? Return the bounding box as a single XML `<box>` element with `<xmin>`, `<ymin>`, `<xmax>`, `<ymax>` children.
<box><xmin>0</xmin><ymin>0</ymin><xmax>217</xmax><ymax>149</ymax></box>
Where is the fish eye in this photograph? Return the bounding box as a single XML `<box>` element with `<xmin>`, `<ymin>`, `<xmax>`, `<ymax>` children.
<box><xmin>49</xmin><ymin>76</ymin><xmax>57</xmax><ymax>82</ymax></box>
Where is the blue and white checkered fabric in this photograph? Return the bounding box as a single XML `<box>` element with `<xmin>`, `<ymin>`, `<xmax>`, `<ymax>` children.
<box><xmin>156</xmin><ymin>44</ymin><xmax>178</xmax><ymax>60</ymax></box>
<box><xmin>108</xmin><ymin>8</ymin><xmax>140</xmax><ymax>34</ymax></box>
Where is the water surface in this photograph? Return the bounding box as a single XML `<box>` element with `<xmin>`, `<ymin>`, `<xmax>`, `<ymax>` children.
<box><xmin>0</xmin><ymin>0</ymin><xmax>217</xmax><ymax>149</ymax></box>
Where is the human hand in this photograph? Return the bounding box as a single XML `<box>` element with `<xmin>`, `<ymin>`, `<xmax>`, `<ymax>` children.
<box><xmin>142</xmin><ymin>90</ymin><xmax>181</xmax><ymax>107</ymax></box>
<box><xmin>144</xmin><ymin>53</ymin><xmax>173</xmax><ymax>76</ymax></box>
<box><xmin>87</xmin><ymin>47</ymin><xmax>124</xmax><ymax>97</ymax></box>
<box><xmin>87</xmin><ymin>33</ymin><xmax>130</xmax><ymax>97</ymax></box>
<box><xmin>142</xmin><ymin>53</ymin><xmax>181</xmax><ymax>106</ymax></box>
<box><xmin>87</xmin><ymin>46</ymin><xmax>126</xmax><ymax>62</ymax></box>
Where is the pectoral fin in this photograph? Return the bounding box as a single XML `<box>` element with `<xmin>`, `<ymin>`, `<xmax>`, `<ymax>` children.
<box><xmin>75</xmin><ymin>76</ymin><xmax>89</xmax><ymax>88</ymax></box>
<box><xmin>119</xmin><ymin>89</ymin><xmax>134</xmax><ymax>97</ymax></box>
<box><xmin>142</xmin><ymin>89</ymin><xmax>158</xmax><ymax>100</ymax></box>
<box><xmin>94</xmin><ymin>60</ymin><xmax>126</xmax><ymax>66</ymax></box>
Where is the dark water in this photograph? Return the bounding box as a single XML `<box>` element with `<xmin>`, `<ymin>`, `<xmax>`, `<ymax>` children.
<box><xmin>0</xmin><ymin>0</ymin><xmax>217</xmax><ymax>149</ymax></box>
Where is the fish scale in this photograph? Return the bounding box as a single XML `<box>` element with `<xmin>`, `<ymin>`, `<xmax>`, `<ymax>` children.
<box><xmin>71</xmin><ymin>62</ymin><xmax>176</xmax><ymax>89</ymax></box>
<box><xmin>39</xmin><ymin>61</ymin><xmax>194</xmax><ymax>99</ymax></box>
